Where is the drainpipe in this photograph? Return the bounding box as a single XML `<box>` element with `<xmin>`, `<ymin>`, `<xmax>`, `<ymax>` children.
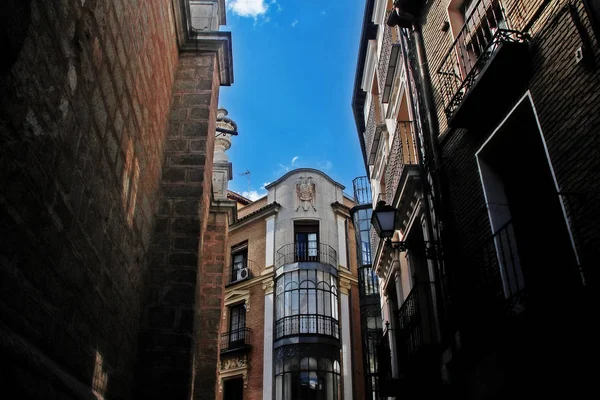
<box><xmin>398</xmin><ymin>25</ymin><xmax>448</xmax><ymax>336</ymax></box>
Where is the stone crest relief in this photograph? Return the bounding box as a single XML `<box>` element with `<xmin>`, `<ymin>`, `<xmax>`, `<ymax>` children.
<box><xmin>296</xmin><ymin>176</ymin><xmax>316</xmax><ymax>211</ymax></box>
<box><xmin>220</xmin><ymin>355</ymin><xmax>247</xmax><ymax>371</ymax></box>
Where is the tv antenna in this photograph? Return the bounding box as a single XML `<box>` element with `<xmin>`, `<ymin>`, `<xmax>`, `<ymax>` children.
<box><xmin>238</xmin><ymin>170</ymin><xmax>251</xmax><ymax>193</ymax></box>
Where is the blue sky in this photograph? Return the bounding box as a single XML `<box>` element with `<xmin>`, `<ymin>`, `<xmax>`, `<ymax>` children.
<box><xmin>220</xmin><ymin>0</ymin><xmax>366</xmax><ymax>200</ymax></box>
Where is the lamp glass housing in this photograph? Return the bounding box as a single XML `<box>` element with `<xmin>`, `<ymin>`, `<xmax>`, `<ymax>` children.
<box><xmin>371</xmin><ymin>202</ymin><xmax>397</xmax><ymax>239</ymax></box>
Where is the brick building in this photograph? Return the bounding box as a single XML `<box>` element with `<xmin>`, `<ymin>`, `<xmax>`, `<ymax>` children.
<box><xmin>216</xmin><ymin>169</ymin><xmax>367</xmax><ymax>400</ymax></box>
<box><xmin>353</xmin><ymin>0</ymin><xmax>599</xmax><ymax>398</ymax></box>
<box><xmin>0</xmin><ymin>1</ymin><xmax>235</xmax><ymax>399</ymax></box>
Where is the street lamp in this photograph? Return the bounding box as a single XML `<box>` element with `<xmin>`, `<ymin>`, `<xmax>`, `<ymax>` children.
<box><xmin>371</xmin><ymin>201</ymin><xmax>407</xmax><ymax>251</ymax></box>
<box><xmin>387</xmin><ymin>0</ymin><xmax>417</xmax><ymax>28</ymax></box>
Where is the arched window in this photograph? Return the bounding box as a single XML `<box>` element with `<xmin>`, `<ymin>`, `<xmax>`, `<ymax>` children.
<box><xmin>275</xmin><ymin>345</ymin><xmax>341</xmax><ymax>400</ymax></box>
<box><xmin>274</xmin><ymin>269</ymin><xmax>339</xmax><ymax>339</ymax></box>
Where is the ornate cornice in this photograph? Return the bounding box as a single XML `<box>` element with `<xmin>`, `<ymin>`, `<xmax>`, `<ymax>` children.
<box><xmin>262</xmin><ymin>279</ymin><xmax>274</xmax><ymax>295</ymax></box>
<box><xmin>338</xmin><ymin>269</ymin><xmax>358</xmax><ymax>295</ymax></box>
<box><xmin>331</xmin><ymin>201</ymin><xmax>352</xmax><ymax>219</ymax></box>
<box><xmin>218</xmin><ymin>354</ymin><xmax>248</xmax><ymax>391</ymax></box>
<box><xmin>229</xmin><ymin>202</ymin><xmax>280</xmax><ymax>231</ymax></box>
<box><xmin>171</xmin><ymin>0</ymin><xmax>234</xmax><ymax>85</ymax></box>
<box><xmin>265</xmin><ymin>168</ymin><xmax>346</xmax><ymax>190</ymax></box>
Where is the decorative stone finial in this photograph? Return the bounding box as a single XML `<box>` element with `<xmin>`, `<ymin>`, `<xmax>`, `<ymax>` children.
<box><xmin>214</xmin><ymin>108</ymin><xmax>237</xmax><ymax>163</ymax></box>
<box><xmin>213</xmin><ymin>108</ymin><xmax>236</xmax><ymax>200</ymax></box>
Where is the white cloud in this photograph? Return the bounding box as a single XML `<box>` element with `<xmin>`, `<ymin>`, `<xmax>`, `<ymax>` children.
<box><xmin>321</xmin><ymin>10</ymin><xmax>326</xmax><ymax>16</ymax></box>
<box><xmin>291</xmin><ymin>156</ymin><xmax>300</xmax><ymax>165</ymax></box>
<box><xmin>317</xmin><ymin>160</ymin><xmax>333</xmax><ymax>170</ymax></box>
<box><xmin>278</xmin><ymin>163</ymin><xmax>289</xmax><ymax>172</ymax></box>
<box><xmin>291</xmin><ymin>19</ymin><xmax>299</xmax><ymax>27</ymax></box>
<box><xmin>261</xmin><ymin>182</ymin><xmax>271</xmax><ymax>189</ymax></box>
<box><xmin>242</xmin><ymin>190</ymin><xmax>267</xmax><ymax>201</ymax></box>
<box><xmin>227</xmin><ymin>0</ymin><xmax>269</xmax><ymax>18</ymax></box>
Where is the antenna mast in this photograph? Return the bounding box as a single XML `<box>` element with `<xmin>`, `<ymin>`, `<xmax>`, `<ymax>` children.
<box><xmin>238</xmin><ymin>170</ymin><xmax>251</xmax><ymax>193</ymax></box>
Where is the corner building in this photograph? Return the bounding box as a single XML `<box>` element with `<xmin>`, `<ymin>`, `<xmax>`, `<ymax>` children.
<box><xmin>218</xmin><ymin>169</ymin><xmax>366</xmax><ymax>400</ymax></box>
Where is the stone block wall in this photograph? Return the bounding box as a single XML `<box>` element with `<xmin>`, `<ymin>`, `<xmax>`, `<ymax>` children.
<box><xmin>0</xmin><ymin>0</ymin><xmax>178</xmax><ymax>398</ymax></box>
<box><xmin>193</xmin><ymin>208</ymin><xmax>229</xmax><ymax>400</ymax></box>
<box><xmin>136</xmin><ymin>52</ymin><xmax>221</xmax><ymax>400</ymax></box>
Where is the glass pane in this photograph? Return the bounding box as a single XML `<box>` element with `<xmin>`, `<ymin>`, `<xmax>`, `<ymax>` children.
<box><xmin>276</xmin><ymin>376</ymin><xmax>283</xmax><ymax>400</ymax></box>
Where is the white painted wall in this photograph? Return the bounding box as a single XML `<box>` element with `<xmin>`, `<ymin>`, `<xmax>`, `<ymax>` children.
<box><xmin>263</xmin><ymin>292</ymin><xmax>274</xmax><ymax>400</ymax></box>
<box><xmin>265</xmin><ymin>216</ymin><xmax>275</xmax><ymax>267</ymax></box>
<box><xmin>337</xmin><ymin>216</ymin><xmax>348</xmax><ymax>269</ymax></box>
<box><xmin>269</xmin><ymin>170</ymin><xmax>345</xmax><ymax>260</ymax></box>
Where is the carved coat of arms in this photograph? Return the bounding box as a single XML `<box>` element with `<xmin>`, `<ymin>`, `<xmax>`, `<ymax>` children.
<box><xmin>296</xmin><ymin>176</ymin><xmax>316</xmax><ymax>211</ymax></box>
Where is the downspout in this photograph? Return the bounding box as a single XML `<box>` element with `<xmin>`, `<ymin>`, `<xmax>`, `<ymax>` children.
<box><xmin>398</xmin><ymin>25</ymin><xmax>448</xmax><ymax>334</ymax></box>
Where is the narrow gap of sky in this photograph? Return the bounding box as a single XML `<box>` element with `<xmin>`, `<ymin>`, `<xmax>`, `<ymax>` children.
<box><xmin>220</xmin><ymin>0</ymin><xmax>367</xmax><ymax>200</ymax></box>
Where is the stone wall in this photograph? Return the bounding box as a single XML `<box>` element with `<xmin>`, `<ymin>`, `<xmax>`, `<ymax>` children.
<box><xmin>136</xmin><ymin>52</ymin><xmax>221</xmax><ymax>400</ymax></box>
<box><xmin>0</xmin><ymin>0</ymin><xmax>178</xmax><ymax>398</ymax></box>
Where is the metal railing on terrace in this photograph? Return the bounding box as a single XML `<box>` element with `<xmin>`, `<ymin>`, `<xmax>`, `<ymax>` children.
<box><xmin>220</xmin><ymin>327</ymin><xmax>252</xmax><ymax>353</ymax></box>
<box><xmin>274</xmin><ymin>314</ymin><xmax>340</xmax><ymax>340</ymax></box>
<box><xmin>379</xmin><ymin>11</ymin><xmax>403</xmax><ymax>103</ymax></box>
<box><xmin>275</xmin><ymin>243</ymin><xmax>337</xmax><ymax>269</ymax></box>
<box><xmin>397</xmin><ymin>282</ymin><xmax>437</xmax><ymax>361</ymax></box>
<box><xmin>385</xmin><ymin>122</ymin><xmax>418</xmax><ymax>204</ymax></box>
<box><xmin>473</xmin><ymin>219</ymin><xmax>526</xmax><ymax>316</ymax></box>
<box><xmin>437</xmin><ymin>0</ymin><xmax>530</xmax><ymax>120</ymax></box>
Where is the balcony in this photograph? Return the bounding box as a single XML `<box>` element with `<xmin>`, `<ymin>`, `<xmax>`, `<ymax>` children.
<box><xmin>472</xmin><ymin>220</ymin><xmax>526</xmax><ymax>319</ymax></box>
<box><xmin>376</xmin><ymin>327</ymin><xmax>399</xmax><ymax>397</ymax></box>
<box><xmin>385</xmin><ymin>121</ymin><xmax>418</xmax><ymax>206</ymax></box>
<box><xmin>275</xmin><ymin>243</ymin><xmax>337</xmax><ymax>269</ymax></box>
<box><xmin>220</xmin><ymin>328</ymin><xmax>252</xmax><ymax>354</ymax></box>
<box><xmin>274</xmin><ymin>315</ymin><xmax>340</xmax><ymax>340</ymax></box>
<box><xmin>396</xmin><ymin>283</ymin><xmax>438</xmax><ymax>365</ymax></box>
<box><xmin>379</xmin><ymin>11</ymin><xmax>403</xmax><ymax>103</ymax></box>
<box><xmin>226</xmin><ymin>259</ymin><xmax>258</xmax><ymax>286</ymax></box>
<box><xmin>438</xmin><ymin>0</ymin><xmax>530</xmax><ymax>129</ymax></box>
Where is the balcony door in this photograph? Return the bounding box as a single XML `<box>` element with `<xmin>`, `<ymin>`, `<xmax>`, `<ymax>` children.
<box><xmin>477</xmin><ymin>96</ymin><xmax>582</xmax><ymax>307</ymax></box>
<box><xmin>223</xmin><ymin>377</ymin><xmax>244</xmax><ymax>400</ymax></box>
<box><xmin>294</xmin><ymin>221</ymin><xmax>319</xmax><ymax>262</ymax></box>
<box><xmin>229</xmin><ymin>304</ymin><xmax>246</xmax><ymax>348</ymax></box>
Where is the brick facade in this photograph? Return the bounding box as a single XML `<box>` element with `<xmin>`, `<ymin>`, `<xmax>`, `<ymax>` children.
<box><xmin>421</xmin><ymin>0</ymin><xmax>600</xmax><ymax>290</ymax></box>
<box><xmin>217</xmin><ymin>217</ymin><xmax>267</xmax><ymax>400</ymax></box>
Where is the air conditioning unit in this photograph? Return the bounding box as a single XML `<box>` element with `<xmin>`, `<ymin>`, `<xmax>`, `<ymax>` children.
<box><xmin>236</xmin><ymin>267</ymin><xmax>249</xmax><ymax>281</ymax></box>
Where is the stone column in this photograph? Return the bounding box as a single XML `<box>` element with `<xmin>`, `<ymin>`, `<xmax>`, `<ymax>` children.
<box><xmin>212</xmin><ymin>108</ymin><xmax>235</xmax><ymax>201</ymax></box>
<box><xmin>262</xmin><ymin>280</ymin><xmax>275</xmax><ymax>400</ymax></box>
<box><xmin>337</xmin><ymin>216</ymin><xmax>348</xmax><ymax>269</ymax></box>
<box><xmin>339</xmin><ymin>279</ymin><xmax>353</xmax><ymax>400</ymax></box>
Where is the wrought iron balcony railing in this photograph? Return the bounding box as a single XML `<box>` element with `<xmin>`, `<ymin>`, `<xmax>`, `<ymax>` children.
<box><xmin>473</xmin><ymin>219</ymin><xmax>526</xmax><ymax>316</ymax></box>
<box><xmin>226</xmin><ymin>259</ymin><xmax>259</xmax><ymax>286</ymax></box>
<box><xmin>358</xmin><ymin>265</ymin><xmax>380</xmax><ymax>298</ymax></box>
<box><xmin>385</xmin><ymin>121</ymin><xmax>418</xmax><ymax>204</ymax></box>
<box><xmin>220</xmin><ymin>327</ymin><xmax>252</xmax><ymax>353</ymax></box>
<box><xmin>379</xmin><ymin>11</ymin><xmax>403</xmax><ymax>103</ymax></box>
<box><xmin>275</xmin><ymin>243</ymin><xmax>337</xmax><ymax>269</ymax></box>
<box><xmin>274</xmin><ymin>315</ymin><xmax>340</xmax><ymax>340</ymax></box>
<box><xmin>438</xmin><ymin>0</ymin><xmax>530</xmax><ymax>123</ymax></box>
<box><xmin>397</xmin><ymin>282</ymin><xmax>437</xmax><ymax>363</ymax></box>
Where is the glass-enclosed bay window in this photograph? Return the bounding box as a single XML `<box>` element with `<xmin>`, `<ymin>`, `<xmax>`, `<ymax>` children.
<box><xmin>275</xmin><ymin>268</ymin><xmax>339</xmax><ymax>339</ymax></box>
<box><xmin>275</xmin><ymin>345</ymin><xmax>341</xmax><ymax>400</ymax></box>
